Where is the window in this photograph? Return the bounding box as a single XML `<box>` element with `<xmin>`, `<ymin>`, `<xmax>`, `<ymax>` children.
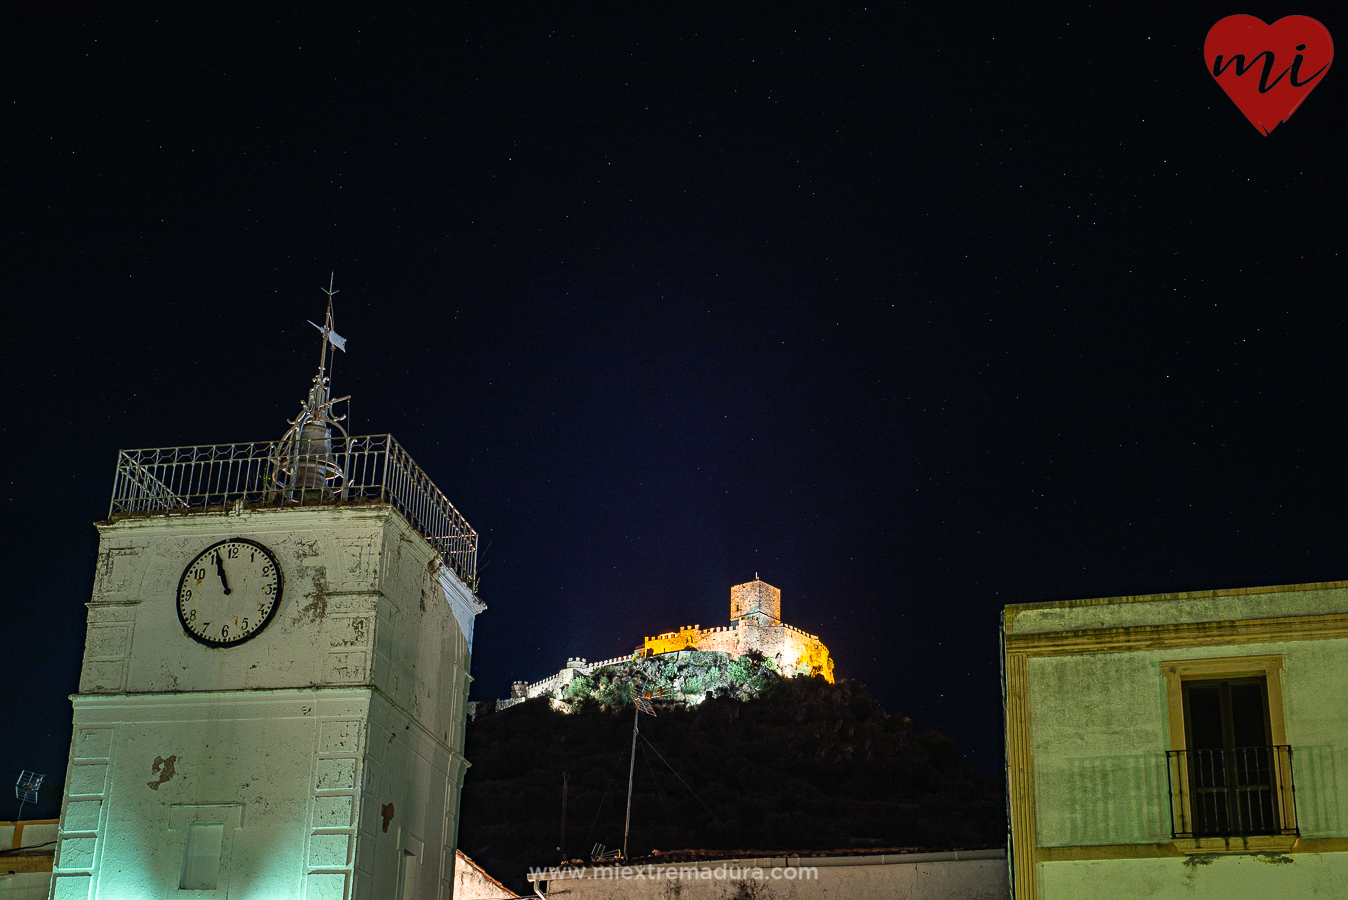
<box><xmin>180</xmin><ymin>822</ymin><xmax>225</xmax><ymax>891</ymax></box>
<box><xmin>1162</xmin><ymin>656</ymin><xmax>1298</xmax><ymax>842</ymax></box>
<box><xmin>1182</xmin><ymin>678</ymin><xmax>1280</xmax><ymax>835</ymax></box>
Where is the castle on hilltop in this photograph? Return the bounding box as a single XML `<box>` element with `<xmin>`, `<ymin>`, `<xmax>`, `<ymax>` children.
<box><xmin>639</xmin><ymin>577</ymin><xmax>834</xmax><ymax>680</ymax></box>
<box><xmin>488</xmin><ymin>578</ymin><xmax>833</xmax><ymax>713</ymax></box>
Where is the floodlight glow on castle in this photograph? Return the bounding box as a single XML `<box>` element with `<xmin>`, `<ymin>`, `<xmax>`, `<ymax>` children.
<box><xmin>640</xmin><ymin>577</ymin><xmax>834</xmax><ymax>681</ymax></box>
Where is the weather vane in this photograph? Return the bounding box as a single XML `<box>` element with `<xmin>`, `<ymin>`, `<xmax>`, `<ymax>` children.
<box><xmin>274</xmin><ymin>274</ymin><xmax>353</xmax><ymax>502</ymax></box>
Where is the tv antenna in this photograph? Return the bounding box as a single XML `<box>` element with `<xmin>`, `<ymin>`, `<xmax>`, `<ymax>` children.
<box><xmin>15</xmin><ymin>771</ymin><xmax>44</xmax><ymax>821</ymax></box>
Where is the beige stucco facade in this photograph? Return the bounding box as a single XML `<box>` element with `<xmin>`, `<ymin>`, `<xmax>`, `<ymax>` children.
<box><xmin>1004</xmin><ymin>581</ymin><xmax>1348</xmax><ymax>899</ymax></box>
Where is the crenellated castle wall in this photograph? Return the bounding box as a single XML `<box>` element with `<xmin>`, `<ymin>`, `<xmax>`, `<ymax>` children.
<box><xmin>640</xmin><ymin>618</ymin><xmax>833</xmax><ymax>682</ymax></box>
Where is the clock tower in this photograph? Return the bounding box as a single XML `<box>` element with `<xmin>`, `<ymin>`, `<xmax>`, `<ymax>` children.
<box><xmin>50</xmin><ymin>292</ymin><xmax>484</xmax><ymax>900</ymax></box>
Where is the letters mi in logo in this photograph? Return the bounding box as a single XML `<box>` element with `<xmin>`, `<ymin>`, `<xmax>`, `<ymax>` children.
<box><xmin>1205</xmin><ymin>16</ymin><xmax>1333</xmax><ymax>135</ymax></box>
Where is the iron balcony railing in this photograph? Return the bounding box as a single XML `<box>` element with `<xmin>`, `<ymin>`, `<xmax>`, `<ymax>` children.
<box><xmin>109</xmin><ymin>434</ymin><xmax>477</xmax><ymax>586</ymax></box>
<box><xmin>1166</xmin><ymin>746</ymin><xmax>1298</xmax><ymax>839</ymax></box>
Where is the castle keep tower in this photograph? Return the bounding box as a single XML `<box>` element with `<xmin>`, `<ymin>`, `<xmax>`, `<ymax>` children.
<box><xmin>50</xmin><ymin>292</ymin><xmax>483</xmax><ymax>900</ymax></box>
<box><xmin>730</xmin><ymin>577</ymin><xmax>781</xmax><ymax>625</ymax></box>
<box><xmin>641</xmin><ymin>578</ymin><xmax>834</xmax><ymax>682</ymax></box>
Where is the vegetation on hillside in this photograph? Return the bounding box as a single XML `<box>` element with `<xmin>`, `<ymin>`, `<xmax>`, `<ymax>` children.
<box><xmin>458</xmin><ymin>675</ymin><xmax>1004</xmax><ymax>893</ymax></box>
<box><xmin>563</xmin><ymin>649</ymin><xmax>781</xmax><ymax>707</ymax></box>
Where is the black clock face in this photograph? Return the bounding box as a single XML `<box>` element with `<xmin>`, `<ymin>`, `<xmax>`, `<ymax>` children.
<box><xmin>177</xmin><ymin>538</ymin><xmax>284</xmax><ymax>647</ymax></box>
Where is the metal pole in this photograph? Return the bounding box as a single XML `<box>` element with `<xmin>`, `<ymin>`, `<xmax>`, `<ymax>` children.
<box><xmin>622</xmin><ymin>704</ymin><xmax>639</xmax><ymax>860</ymax></box>
<box><xmin>559</xmin><ymin>771</ymin><xmax>569</xmax><ymax>862</ymax></box>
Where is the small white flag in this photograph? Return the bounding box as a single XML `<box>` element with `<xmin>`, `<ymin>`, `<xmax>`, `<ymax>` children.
<box><xmin>309</xmin><ymin>320</ymin><xmax>347</xmax><ymax>352</ymax></box>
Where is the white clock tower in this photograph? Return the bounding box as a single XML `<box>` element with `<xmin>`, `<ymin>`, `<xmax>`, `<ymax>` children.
<box><xmin>50</xmin><ymin>292</ymin><xmax>484</xmax><ymax>900</ymax></box>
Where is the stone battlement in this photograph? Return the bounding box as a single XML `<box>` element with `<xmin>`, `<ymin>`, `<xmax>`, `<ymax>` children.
<box><xmin>639</xmin><ymin>579</ymin><xmax>833</xmax><ymax>682</ymax></box>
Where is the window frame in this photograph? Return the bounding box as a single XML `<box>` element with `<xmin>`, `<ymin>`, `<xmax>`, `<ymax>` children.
<box><xmin>1160</xmin><ymin>655</ymin><xmax>1295</xmax><ymax>848</ymax></box>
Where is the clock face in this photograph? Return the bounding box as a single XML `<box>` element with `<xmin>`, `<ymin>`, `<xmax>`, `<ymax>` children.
<box><xmin>177</xmin><ymin>538</ymin><xmax>284</xmax><ymax>647</ymax></box>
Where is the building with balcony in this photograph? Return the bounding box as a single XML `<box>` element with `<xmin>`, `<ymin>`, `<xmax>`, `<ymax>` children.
<box><xmin>1002</xmin><ymin>580</ymin><xmax>1348</xmax><ymax>899</ymax></box>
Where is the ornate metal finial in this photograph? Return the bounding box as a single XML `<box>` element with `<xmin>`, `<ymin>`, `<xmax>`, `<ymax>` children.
<box><xmin>274</xmin><ymin>275</ymin><xmax>353</xmax><ymax>501</ymax></box>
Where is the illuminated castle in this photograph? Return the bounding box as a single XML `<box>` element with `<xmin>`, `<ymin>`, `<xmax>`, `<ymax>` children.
<box><xmin>639</xmin><ymin>577</ymin><xmax>835</xmax><ymax>681</ymax></box>
<box><xmin>490</xmin><ymin>578</ymin><xmax>833</xmax><ymax>713</ymax></box>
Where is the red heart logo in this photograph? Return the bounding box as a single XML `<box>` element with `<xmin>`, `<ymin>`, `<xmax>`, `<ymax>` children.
<box><xmin>1204</xmin><ymin>15</ymin><xmax>1333</xmax><ymax>135</ymax></box>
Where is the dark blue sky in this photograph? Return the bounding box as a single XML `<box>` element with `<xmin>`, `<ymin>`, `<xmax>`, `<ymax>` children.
<box><xmin>4</xmin><ymin>2</ymin><xmax>1347</xmax><ymax>815</ymax></box>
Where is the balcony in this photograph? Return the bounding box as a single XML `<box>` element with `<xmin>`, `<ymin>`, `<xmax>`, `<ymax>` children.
<box><xmin>1166</xmin><ymin>746</ymin><xmax>1298</xmax><ymax>841</ymax></box>
<box><xmin>109</xmin><ymin>434</ymin><xmax>477</xmax><ymax>586</ymax></box>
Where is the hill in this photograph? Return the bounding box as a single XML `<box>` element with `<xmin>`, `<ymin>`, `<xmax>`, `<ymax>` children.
<box><xmin>457</xmin><ymin>676</ymin><xmax>1004</xmax><ymax>893</ymax></box>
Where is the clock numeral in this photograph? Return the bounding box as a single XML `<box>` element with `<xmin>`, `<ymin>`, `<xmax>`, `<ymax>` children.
<box><xmin>227</xmin><ymin>546</ymin><xmax>240</xmax><ymax>559</ymax></box>
<box><xmin>183</xmin><ymin>589</ymin><xmax>192</xmax><ymax>601</ymax></box>
<box><xmin>242</xmin><ymin>618</ymin><xmax>248</xmax><ymax>630</ymax></box>
<box><xmin>263</xmin><ymin>583</ymin><xmax>275</xmax><ymax>595</ymax></box>
<box><xmin>194</xmin><ymin>568</ymin><xmax>205</xmax><ymax>581</ymax></box>
<box><xmin>221</xmin><ymin>625</ymin><xmax>230</xmax><ymax>640</ymax></box>
<box><xmin>261</xmin><ymin>564</ymin><xmax>272</xmax><ymax>576</ymax></box>
<box><xmin>187</xmin><ymin>609</ymin><xmax>196</xmax><ymax>622</ymax></box>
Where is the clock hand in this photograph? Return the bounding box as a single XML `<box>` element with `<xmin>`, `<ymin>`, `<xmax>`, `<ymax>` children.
<box><xmin>214</xmin><ymin>553</ymin><xmax>232</xmax><ymax>595</ymax></box>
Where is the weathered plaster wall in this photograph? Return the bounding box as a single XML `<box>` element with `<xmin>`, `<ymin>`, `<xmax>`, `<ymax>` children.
<box><xmin>1028</xmin><ymin>637</ymin><xmax>1348</xmax><ymax>849</ymax></box>
<box><xmin>452</xmin><ymin>850</ymin><xmax>518</xmax><ymax>900</ymax></box>
<box><xmin>354</xmin><ymin>691</ymin><xmax>467</xmax><ymax>900</ymax></box>
<box><xmin>54</xmin><ymin>504</ymin><xmax>478</xmax><ymax>900</ymax></box>
<box><xmin>369</xmin><ymin>513</ymin><xmax>477</xmax><ymax>759</ymax></box>
<box><xmin>54</xmin><ymin>689</ymin><xmax>368</xmax><ymax>899</ymax></box>
<box><xmin>528</xmin><ymin>851</ymin><xmax>1008</xmax><ymax>900</ymax></box>
<box><xmin>84</xmin><ymin>505</ymin><xmax>478</xmax><ymax>699</ymax></box>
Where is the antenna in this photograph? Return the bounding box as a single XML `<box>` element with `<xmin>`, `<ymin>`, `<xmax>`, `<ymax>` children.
<box><xmin>558</xmin><ymin>770</ymin><xmax>569</xmax><ymax>863</ymax></box>
<box><xmin>15</xmin><ymin>771</ymin><xmax>44</xmax><ymax>821</ymax></box>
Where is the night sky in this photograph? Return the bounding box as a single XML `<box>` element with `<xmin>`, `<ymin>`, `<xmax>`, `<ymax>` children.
<box><xmin>5</xmin><ymin>3</ymin><xmax>1347</xmax><ymax>817</ymax></box>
